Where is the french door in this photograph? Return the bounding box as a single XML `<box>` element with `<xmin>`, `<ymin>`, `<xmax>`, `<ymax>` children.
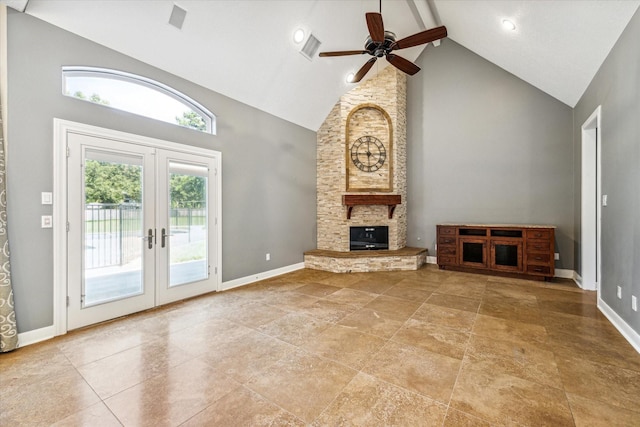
<box><xmin>67</xmin><ymin>131</ymin><xmax>219</xmax><ymax>330</ymax></box>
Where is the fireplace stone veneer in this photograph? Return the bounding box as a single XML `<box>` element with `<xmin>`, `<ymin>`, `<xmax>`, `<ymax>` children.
<box><xmin>304</xmin><ymin>248</ymin><xmax>427</xmax><ymax>273</ymax></box>
<box><xmin>306</xmin><ymin>66</ymin><xmax>426</xmax><ymax>272</ymax></box>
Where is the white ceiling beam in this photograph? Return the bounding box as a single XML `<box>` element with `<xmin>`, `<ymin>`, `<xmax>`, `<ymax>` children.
<box><xmin>408</xmin><ymin>0</ymin><xmax>441</xmax><ymax>46</ymax></box>
<box><xmin>2</xmin><ymin>0</ymin><xmax>29</xmax><ymax>13</ymax></box>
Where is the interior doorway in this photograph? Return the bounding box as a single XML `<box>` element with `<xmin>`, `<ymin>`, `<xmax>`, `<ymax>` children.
<box><xmin>580</xmin><ymin>106</ymin><xmax>601</xmax><ymax>292</ymax></box>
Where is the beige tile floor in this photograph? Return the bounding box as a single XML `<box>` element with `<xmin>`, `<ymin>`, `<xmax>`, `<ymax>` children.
<box><xmin>2</xmin><ymin>265</ymin><xmax>640</xmax><ymax>426</ymax></box>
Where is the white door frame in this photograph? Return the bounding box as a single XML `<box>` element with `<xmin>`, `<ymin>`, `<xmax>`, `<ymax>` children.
<box><xmin>580</xmin><ymin>106</ymin><xmax>601</xmax><ymax>292</ymax></box>
<box><xmin>53</xmin><ymin>119</ymin><xmax>222</xmax><ymax>336</ymax></box>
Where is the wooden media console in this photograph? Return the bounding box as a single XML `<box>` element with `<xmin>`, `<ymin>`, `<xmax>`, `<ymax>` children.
<box><xmin>436</xmin><ymin>224</ymin><xmax>556</xmax><ymax>280</ymax></box>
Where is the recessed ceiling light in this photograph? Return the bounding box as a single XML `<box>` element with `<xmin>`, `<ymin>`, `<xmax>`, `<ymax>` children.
<box><xmin>293</xmin><ymin>28</ymin><xmax>305</xmax><ymax>44</ymax></box>
<box><xmin>502</xmin><ymin>19</ymin><xmax>516</xmax><ymax>31</ymax></box>
<box><xmin>346</xmin><ymin>73</ymin><xmax>355</xmax><ymax>83</ymax></box>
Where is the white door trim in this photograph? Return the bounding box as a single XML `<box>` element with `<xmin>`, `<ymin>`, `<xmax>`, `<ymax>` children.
<box><xmin>53</xmin><ymin>119</ymin><xmax>222</xmax><ymax>336</ymax></box>
<box><xmin>580</xmin><ymin>106</ymin><xmax>601</xmax><ymax>292</ymax></box>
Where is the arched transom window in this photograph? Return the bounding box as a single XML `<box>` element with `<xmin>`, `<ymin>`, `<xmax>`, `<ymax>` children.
<box><xmin>62</xmin><ymin>67</ymin><xmax>216</xmax><ymax>134</ymax></box>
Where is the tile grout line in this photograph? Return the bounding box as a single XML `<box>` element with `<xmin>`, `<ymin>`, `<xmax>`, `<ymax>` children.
<box><xmin>441</xmin><ymin>283</ymin><xmax>489</xmax><ymax>425</ymax></box>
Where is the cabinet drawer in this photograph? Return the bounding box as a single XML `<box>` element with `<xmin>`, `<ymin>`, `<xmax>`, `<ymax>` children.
<box><xmin>527</xmin><ymin>253</ymin><xmax>550</xmax><ymax>264</ymax></box>
<box><xmin>438</xmin><ymin>245</ymin><xmax>456</xmax><ymax>256</ymax></box>
<box><xmin>438</xmin><ymin>226</ymin><xmax>456</xmax><ymax>236</ymax></box>
<box><xmin>527</xmin><ymin>241</ymin><xmax>551</xmax><ymax>252</ymax></box>
<box><xmin>527</xmin><ymin>265</ymin><xmax>551</xmax><ymax>275</ymax></box>
<box><xmin>526</xmin><ymin>229</ymin><xmax>551</xmax><ymax>240</ymax></box>
<box><xmin>438</xmin><ymin>236</ymin><xmax>456</xmax><ymax>245</ymax></box>
<box><xmin>438</xmin><ymin>255</ymin><xmax>456</xmax><ymax>266</ymax></box>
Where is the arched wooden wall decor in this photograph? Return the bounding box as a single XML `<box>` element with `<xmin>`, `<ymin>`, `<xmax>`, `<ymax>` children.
<box><xmin>345</xmin><ymin>103</ymin><xmax>394</xmax><ymax>192</ymax></box>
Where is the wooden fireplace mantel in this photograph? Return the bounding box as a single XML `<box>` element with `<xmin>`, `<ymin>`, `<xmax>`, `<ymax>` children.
<box><xmin>342</xmin><ymin>195</ymin><xmax>401</xmax><ymax>219</ymax></box>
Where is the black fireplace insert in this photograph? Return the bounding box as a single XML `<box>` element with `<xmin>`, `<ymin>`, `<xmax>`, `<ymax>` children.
<box><xmin>350</xmin><ymin>226</ymin><xmax>389</xmax><ymax>250</ymax></box>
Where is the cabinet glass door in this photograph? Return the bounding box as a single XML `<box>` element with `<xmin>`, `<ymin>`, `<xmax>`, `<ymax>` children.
<box><xmin>490</xmin><ymin>240</ymin><xmax>523</xmax><ymax>272</ymax></box>
<box><xmin>459</xmin><ymin>238</ymin><xmax>488</xmax><ymax>267</ymax></box>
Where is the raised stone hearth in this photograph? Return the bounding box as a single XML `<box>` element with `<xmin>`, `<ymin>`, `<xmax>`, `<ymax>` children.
<box><xmin>304</xmin><ymin>248</ymin><xmax>427</xmax><ymax>273</ymax></box>
<box><xmin>307</xmin><ymin>66</ymin><xmax>427</xmax><ymax>272</ymax></box>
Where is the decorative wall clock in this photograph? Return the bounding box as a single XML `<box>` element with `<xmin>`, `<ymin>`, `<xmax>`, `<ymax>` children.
<box><xmin>350</xmin><ymin>136</ymin><xmax>386</xmax><ymax>172</ymax></box>
<box><xmin>345</xmin><ymin>103</ymin><xmax>393</xmax><ymax>192</ymax></box>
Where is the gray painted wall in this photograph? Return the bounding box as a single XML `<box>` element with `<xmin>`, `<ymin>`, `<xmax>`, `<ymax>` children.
<box><xmin>573</xmin><ymin>8</ymin><xmax>640</xmax><ymax>334</ymax></box>
<box><xmin>6</xmin><ymin>11</ymin><xmax>317</xmax><ymax>333</ymax></box>
<box><xmin>406</xmin><ymin>39</ymin><xmax>574</xmax><ymax>270</ymax></box>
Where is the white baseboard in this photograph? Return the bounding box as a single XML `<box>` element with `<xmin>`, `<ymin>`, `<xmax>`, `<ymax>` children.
<box><xmin>221</xmin><ymin>262</ymin><xmax>305</xmax><ymax>291</ymax></box>
<box><xmin>555</xmin><ymin>268</ymin><xmax>574</xmax><ymax>279</ymax></box>
<box><xmin>598</xmin><ymin>297</ymin><xmax>640</xmax><ymax>354</ymax></box>
<box><xmin>426</xmin><ymin>256</ymin><xmax>437</xmax><ymax>264</ymax></box>
<box><xmin>17</xmin><ymin>325</ymin><xmax>56</xmax><ymax>348</ymax></box>
<box><xmin>573</xmin><ymin>272</ymin><xmax>583</xmax><ymax>288</ymax></box>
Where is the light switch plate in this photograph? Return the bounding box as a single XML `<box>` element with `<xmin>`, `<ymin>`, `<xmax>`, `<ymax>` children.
<box><xmin>41</xmin><ymin>192</ymin><xmax>53</xmax><ymax>205</ymax></box>
<box><xmin>602</xmin><ymin>194</ymin><xmax>608</xmax><ymax>206</ymax></box>
<box><xmin>41</xmin><ymin>215</ymin><xmax>53</xmax><ymax>228</ymax></box>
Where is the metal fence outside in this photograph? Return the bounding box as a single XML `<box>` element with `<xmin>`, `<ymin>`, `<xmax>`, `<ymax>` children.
<box><xmin>85</xmin><ymin>203</ymin><xmax>142</xmax><ymax>269</ymax></box>
<box><xmin>85</xmin><ymin>202</ymin><xmax>206</xmax><ymax>269</ymax></box>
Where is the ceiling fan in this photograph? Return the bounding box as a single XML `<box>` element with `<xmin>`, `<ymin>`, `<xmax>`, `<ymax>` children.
<box><xmin>319</xmin><ymin>5</ymin><xmax>447</xmax><ymax>83</ymax></box>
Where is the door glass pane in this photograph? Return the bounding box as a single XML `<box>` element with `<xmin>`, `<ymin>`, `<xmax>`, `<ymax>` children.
<box><xmin>168</xmin><ymin>162</ymin><xmax>208</xmax><ymax>287</ymax></box>
<box><xmin>84</xmin><ymin>150</ymin><xmax>144</xmax><ymax>307</ymax></box>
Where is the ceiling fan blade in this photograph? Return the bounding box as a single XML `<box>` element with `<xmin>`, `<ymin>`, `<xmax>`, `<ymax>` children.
<box><xmin>393</xmin><ymin>26</ymin><xmax>447</xmax><ymax>50</ymax></box>
<box><xmin>366</xmin><ymin>12</ymin><xmax>385</xmax><ymax>43</ymax></box>
<box><xmin>352</xmin><ymin>57</ymin><xmax>377</xmax><ymax>83</ymax></box>
<box><xmin>319</xmin><ymin>50</ymin><xmax>368</xmax><ymax>57</ymax></box>
<box><xmin>386</xmin><ymin>54</ymin><xmax>421</xmax><ymax>75</ymax></box>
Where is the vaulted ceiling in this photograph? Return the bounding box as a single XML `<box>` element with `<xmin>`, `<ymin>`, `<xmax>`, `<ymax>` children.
<box><xmin>4</xmin><ymin>0</ymin><xmax>640</xmax><ymax>130</ymax></box>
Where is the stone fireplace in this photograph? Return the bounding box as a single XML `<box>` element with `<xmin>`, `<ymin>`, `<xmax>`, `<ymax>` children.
<box><xmin>304</xmin><ymin>66</ymin><xmax>427</xmax><ymax>272</ymax></box>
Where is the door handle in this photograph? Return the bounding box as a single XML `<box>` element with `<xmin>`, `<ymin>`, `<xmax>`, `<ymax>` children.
<box><xmin>161</xmin><ymin>228</ymin><xmax>173</xmax><ymax>248</ymax></box>
<box><xmin>146</xmin><ymin>228</ymin><xmax>154</xmax><ymax>249</ymax></box>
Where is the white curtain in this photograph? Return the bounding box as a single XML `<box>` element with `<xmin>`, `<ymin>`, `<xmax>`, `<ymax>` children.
<box><xmin>0</xmin><ymin>93</ymin><xmax>18</xmax><ymax>352</ymax></box>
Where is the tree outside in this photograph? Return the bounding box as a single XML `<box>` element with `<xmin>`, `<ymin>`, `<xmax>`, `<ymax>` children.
<box><xmin>176</xmin><ymin>111</ymin><xmax>207</xmax><ymax>131</ymax></box>
<box><xmin>71</xmin><ymin>91</ymin><xmax>110</xmax><ymax>105</ymax></box>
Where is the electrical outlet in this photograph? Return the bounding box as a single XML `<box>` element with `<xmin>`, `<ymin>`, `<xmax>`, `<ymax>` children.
<box><xmin>617</xmin><ymin>286</ymin><xmax>622</xmax><ymax>299</ymax></box>
<box><xmin>41</xmin><ymin>215</ymin><xmax>53</xmax><ymax>228</ymax></box>
<box><xmin>632</xmin><ymin>295</ymin><xmax>638</xmax><ymax>312</ymax></box>
<box><xmin>266</xmin><ymin>253</ymin><xmax>270</xmax><ymax>261</ymax></box>
<box><xmin>554</xmin><ymin>253</ymin><xmax>560</xmax><ymax>260</ymax></box>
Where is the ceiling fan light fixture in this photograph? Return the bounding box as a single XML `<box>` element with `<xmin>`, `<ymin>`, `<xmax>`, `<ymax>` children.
<box><xmin>293</xmin><ymin>28</ymin><xmax>305</xmax><ymax>44</ymax></box>
<box><xmin>502</xmin><ymin>19</ymin><xmax>516</xmax><ymax>31</ymax></box>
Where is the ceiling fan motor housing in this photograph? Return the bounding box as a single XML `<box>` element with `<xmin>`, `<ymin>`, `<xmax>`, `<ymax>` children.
<box><xmin>365</xmin><ymin>31</ymin><xmax>397</xmax><ymax>57</ymax></box>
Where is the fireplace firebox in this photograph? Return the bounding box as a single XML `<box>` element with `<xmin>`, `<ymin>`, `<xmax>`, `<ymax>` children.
<box><xmin>350</xmin><ymin>226</ymin><xmax>389</xmax><ymax>250</ymax></box>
